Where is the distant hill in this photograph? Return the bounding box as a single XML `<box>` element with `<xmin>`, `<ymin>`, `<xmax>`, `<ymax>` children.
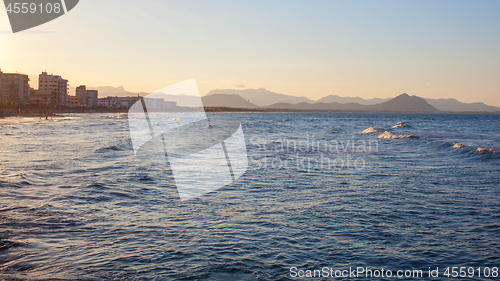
<box><xmin>425</xmin><ymin>98</ymin><xmax>500</xmax><ymax>112</ymax></box>
<box><xmin>317</xmin><ymin>95</ymin><xmax>390</xmax><ymax>105</ymax></box>
<box><xmin>316</xmin><ymin>94</ymin><xmax>500</xmax><ymax>112</ymax></box>
<box><xmin>94</xmin><ymin>86</ymin><xmax>128</xmax><ymax>94</ymax></box>
<box><xmin>202</xmin><ymin>94</ymin><xmax>257</xmax><ymax>108</ymax></box>
<box><xmin>263</xmin><ymin>102</ymin><xmax>309</xmax><ymax>110</ymax></box>
<box><xmin>205</xmin><ymin>88</ymin><xmax>313</xmax><ymax>107</ymax></box>
<box><xmin>265</xmin><ymin>101</ymin><xmax>367</xmax><ymax>111</ymax></box>
<box><xmin>368</xmin><ymin>93</ymin><xmax>437</xmax><ymax>112</ymax></box>
<box><xmin>264</xmin><ymin>102</ymin><xmax>333</xmax><ymax>110</ymax></box>
<box><xmin>92</xmin><ymin>86</ymin><xmax>148</xmax><ymax>98</ymax></box>
<box><xmin>265</xmin><ymin>93</ymin><xmax>437</xmax><ymax>112</ymax></box>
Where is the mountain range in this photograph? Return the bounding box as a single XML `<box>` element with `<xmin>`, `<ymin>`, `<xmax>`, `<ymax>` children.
<box><xmin>424</xmin><ymin>98</ymin><xmax>500</xmax><ymax>112</ymax></box>
<box><xmin>201</xmin><ymin>94</ymin><xmax>257</xmax><ymax>108</ymax></box>
<box><xmin>203</xmin><ymin>88</ymin><xmax>500</xmax><ymax>112</ymax></box>
<box><xmin>316</xmin><ymin>95</ymin><xmax>390</xmax><ymax>105</ymax></box>
<box><xmin>262</xmin><ymin>94</ymin><xmax>436</xmax><ymax>112</ymax></box>
<box><xmin>205</xmin><ymin>88</ymin><xmax>313</xmax><ymax>106</ymax></box>
<box><xmin>92</xmin><ymin>86</ymin><xmax>148</xmax><ymax>97</ymax></box>
<box><xmin>95</xmin><ymin>86</ymin><xmax>500</xmax><ymax>112</ymax></box>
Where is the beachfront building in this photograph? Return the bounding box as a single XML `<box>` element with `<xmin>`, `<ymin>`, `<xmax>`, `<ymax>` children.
<box><xmin>164</xmin><ymin>101</ymin><xmax>177</xmax><ymax>109</ymax></box>
<box><xmin>75</xmin><ymin>85</ymin><xmax>98</xmax><ymax>107</ymax></box>
<box><xmin>0</xmin><ymin>69</ymin><xmax>30</xmax><ymax>105</ymax></box>
<box><xmin>143</xmin><ymin>98</ymin><xmax>163</xmax><ymax>109</ymax></box>
<box><xmin>67</xmin><ymin>95</ymin><xmax>83</xmax><ymax>107</ymax></box>
<box><xmin>120</xmin><ymin>99</ymin><xmax>131</xmax><ymax>108</ymax></box>
<box><xmin>97</xmin><ymin>96</ymin><xmax>176</xmax><ymax>109</ymax></box>
<box><xmin>29</xmin><ymin>90</ymin><xmax>58</xmax><ymax>106</ymax></box>
<box><xmin>143</xmin><ymin>98</ymin><xmax>177</xmax><ymax>110</ymax></box>
<box><xmin>97</xmin><ymin>96</ymin><xmax>142</xmax><ymax>108</ymax></box>
<box><xmin>123</xmin><ymin>96</ymin><xmax>142</xmax><ymax>108</ymax></box>
<box><xmin>38</xmin><ymin>72</ymin><xmax>68</xmax><ymax>106</ymax></box>
<box><xmin>97</xmin><ymin>97</ymin><xmax>117</xmax><ymax>108</ymax></box>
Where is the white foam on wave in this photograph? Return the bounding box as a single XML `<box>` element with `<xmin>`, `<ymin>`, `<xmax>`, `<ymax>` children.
<box><xmin>114</xmin><ymin>114</ymin><xmax>128</xmax><ymax>119</ymax></box>
<box><xmin>362</xmin><ymin>127</ymin><xmax>383</xmax><ymax>134</ymax></box>
<box><xmin>391</xmin><ymin>121</ymin><xmax>410</xmax><ymax>128</ymax></box>
<box><xmin>452</xmin><ymin>143</ymin><xmax>499</xmax><ymax>154</ymax></box>
<box><xmin>377</xmin><ymin>131</ymin><xmax>417</xmax><ymax>139</ymax></box>
<box><xmin>476</xmin><ymin>147</ymin><xmax>499</xmax><ymax>154</ymax></box>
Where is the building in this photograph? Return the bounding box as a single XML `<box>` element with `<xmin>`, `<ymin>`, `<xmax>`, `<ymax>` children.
<box><xmin>97</xmin><ymin>97</ymin><xmax>117</xmax><ymax>108</ymax></box>
<box><xmin>120</xmin><ymin>99</ymin><xmax>130</xmax><ymax>108</ymax></box>
<box><xmin>123</xmin><ymin>96</ymin><xmax>142</xmax><ymax>108</ymax></box>
<box><xmin>38</xmin><ymin>72</ymin><xmax>68</xmax><ymax>105</ymax></box>
<box><xmin>144</xmin><ymin>98</ymin><xmax>177</xmax><ymax>110</ymax></box>
<box><xmin>75</xmin><ymin>85</ymin><xmax>98</xmax><ymax>107</ymax></box>
<box><xmin>143</xmin><ymin>98</ymin><xmax>164</xmax><ymax>109</ymax></box>
<box><xmin>97</xmin><ymin>96</ymin><xmax>177</xmax><ymax>109</ymax></box>
<box><xmin>67</xmin><ymin>95</ymin><xmax>83</xmax><ymax>107</ymax></box>
<box><xmin>164</xmin><ymin>101</ymin><xmax>177</xmax><ymax>109</ymax></box>
<box><xmin>98</xmin><ymin>96</ymin><xmax>142</xmax><ymax>108</ymax></box>
<box><xmin>0</xmin><ymin>69</ymin><xmax>30</xmax><ymax>105</ymax></box>
<box><xmin>29</xmin><ymin>90</ymin><xmax>58</xmax><ymax>106</ymax></box>
<box><xmin>143</xmin><ymin>98</ymin><xmax>177</xmax><ymax>110</ymax></box>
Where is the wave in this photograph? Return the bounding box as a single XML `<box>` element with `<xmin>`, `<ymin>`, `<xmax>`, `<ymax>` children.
<box><xmin>95</xmin><ymin>145</ymin><xmax>123</xmax><ymax>153</ymax></box>
<box><xmin>450</xmin><ymin>143</ymin><xmax>499</xmax><ymax>156</ymax></box>
<box><xmin>391</xmin><ymin>121</ymin><xmax>410</xmax><ymax>128</ymax></box>
<box><xmin>362</xmin><ymin>127</ymin><xmax>383</xmax><ymax>134</ymax></box>
<box><xmin>377</xmin><ymin>131</ymin><xmax>418</xmax><ymax>139</ymax></box>
<box><xmin>476</xmin><ymin>147</ymin><xmax>499</xmax><ymax>154</ymax></box>
<box><xmin>0</xmin><ymin>239</ymin><xmax>23</xmax><ymax>251</ymax></box>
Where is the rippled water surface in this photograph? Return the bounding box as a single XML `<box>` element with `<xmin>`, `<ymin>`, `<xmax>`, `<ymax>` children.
<box><xmin>1</xmin><ymin>113</ymin><xmax>499</xmax><ymax>280</ymax></box>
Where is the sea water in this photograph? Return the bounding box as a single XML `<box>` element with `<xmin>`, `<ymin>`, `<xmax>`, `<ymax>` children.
<box><xmin>0</xmin><ymin>113</ymin><xmax>499</xmax><ymax>280</ymax></box>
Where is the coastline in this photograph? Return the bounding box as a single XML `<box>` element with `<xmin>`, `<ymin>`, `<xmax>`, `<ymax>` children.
<box><xmin>205</xmin><ymin>107</ymin><xmax>500</xmax><ymax>114</ymax></box>
<box><xmin>0</xmin><ymin>106</ymin><xmax>128</xmax><ymax>119</ymax></box>
<box><xmin>1</xmin><ymin>106</ymin><xmax>499</xmax><ymax>118</ymax></box>
<box><xmin>0</xmin><ymin>108</ymin><xmax>500</xmax><ymax>120</ymax></box>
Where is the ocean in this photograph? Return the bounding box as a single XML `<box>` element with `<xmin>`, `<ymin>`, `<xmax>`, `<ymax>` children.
<box><xmin>1</xmin><ymin>113</ymin><xmax>499</xmax><ymax>280</ymax></box>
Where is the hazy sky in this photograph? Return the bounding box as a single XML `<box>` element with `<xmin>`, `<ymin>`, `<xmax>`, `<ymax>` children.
<box><xmin>1</xmin><ymin>0</ymin><xmax>499</xmax><ymax>105</ymax></box>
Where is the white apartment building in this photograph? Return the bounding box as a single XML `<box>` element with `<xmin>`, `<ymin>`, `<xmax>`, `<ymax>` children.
<box><xmin>38</xmin><ymin>72</ymin><xmax>68</xmax><ymax>105</ymax></box>
<box><xmin>0</xmin><ymin>70</ymin><xmax>30</xmax><ymax>104</ymax></box>
<box><xmin>164</xmin><ymin>101</ymin><xmax>177</xmax><ymax>109</ymax></box>
<box><xmin>75</xmin><ymin>85</ymin><xmax>98</xmax><ymax>107</ymax></box>
<box><xmin>97</xmin><ymin>98</ymin><xmax>116</xmax><ymax>108</ymax></box>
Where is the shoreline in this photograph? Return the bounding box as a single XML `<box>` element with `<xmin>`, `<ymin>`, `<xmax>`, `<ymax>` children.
<box><xmin>1</xmin><ymin>106</ymin><xmax>499</xmax><ymax>118</ymax></box>
<box><xmin>204</xmin><ymin>107</ymin><xmax>500</xmax><ymax>114</ymax></box>
<box><xmin>0</xmin><ymin>107</ymin><xmax>127</xmax><ymax>119</ymax></box>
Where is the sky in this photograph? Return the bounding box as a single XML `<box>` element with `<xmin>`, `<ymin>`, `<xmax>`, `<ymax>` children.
<box><xmin>1</xmin><ymin>0</ymin><xmax>500</xmax><ymax>106</ymax></box>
